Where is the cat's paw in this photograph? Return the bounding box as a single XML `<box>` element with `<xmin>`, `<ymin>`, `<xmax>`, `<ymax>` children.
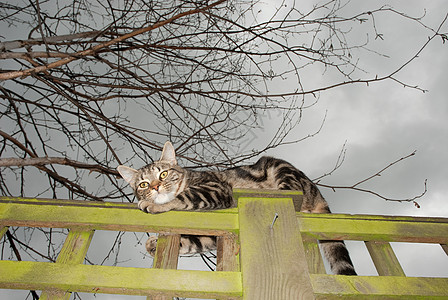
<box><xmin>146</xmin><ymin>236</ymin><xmax>158</xmax><ymax>257</ymax></box>
<box><xmin>138</xmin><ymin>200</ymin><xmax>159</xmax><ymax>214</ymax></box>
<box><xmin>138</xmin><ymin>200</ymin><xmax>170</xmax><ymax>214</ymax></box>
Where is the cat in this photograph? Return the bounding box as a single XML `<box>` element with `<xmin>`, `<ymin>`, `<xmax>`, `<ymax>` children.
<box><xmin>117</xmin><ymin>141</ymin><xmax>357</xmax><ymax>275</ymax></box>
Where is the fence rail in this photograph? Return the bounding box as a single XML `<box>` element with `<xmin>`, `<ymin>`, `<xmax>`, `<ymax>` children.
<box><xmin>0</xmin><ymin>191</ymin><xmax>447</xmax><ymax>299</ymax></box>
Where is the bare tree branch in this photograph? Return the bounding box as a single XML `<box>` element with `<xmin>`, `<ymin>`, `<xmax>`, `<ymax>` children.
<box><xmin>0</xmin><ymin>31</ymin><xmax>102</xmax><ymax>51</ymax></box>
<box><xmin>0</xmin><ymin>157</ymin><xmax>119</xmax><ymax>176</ymax></box>
<box><xmin>317</xmin><ymin>151</ymin><xmax>428</xmax><ymax>206</ymax></box>
<box><xmin>0</xmin><ymin>0</ymin><xmax>227</xmax><ymax>81</ymax></box>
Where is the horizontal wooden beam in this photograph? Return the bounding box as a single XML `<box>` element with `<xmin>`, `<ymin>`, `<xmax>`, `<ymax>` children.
<box><xmin>0</xmin><ymin>260</ymin><xmax>242</xmax><ymax>299</ymax></box>
<box><xmin>0</xmin><ymin>197</ymin><xmax>238</xmax><ymax>235</ymax></box>
<box><xmin>0</xmin><ymin>196</ymin><xmax>137</xmax><ymax>209</ymax></box>
<box><xmin>298</xmin><ymin>213</ymin><xmax>448</xmax><ymax>244</ymax></box>
<box><xmin>311</xmin><ymin>274</ymin><xmax>448</xmax><ymax>299</ymax></box>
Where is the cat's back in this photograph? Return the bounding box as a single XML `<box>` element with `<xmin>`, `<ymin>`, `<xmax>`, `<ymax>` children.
<box><xmin>223</xmin><ymin>156</ymin><xmax>295</xmax><ymax>189</ymax></box>
<box><xmin>186</xmin><ymin>168</ymin><xmax>228</xmax><ymax>186</ymax></box>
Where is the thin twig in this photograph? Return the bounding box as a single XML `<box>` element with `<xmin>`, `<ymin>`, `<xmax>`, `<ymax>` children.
<box><xmin>317</xmin><ymin>151</ymin><xmax>428</xmax><ymax>205</ymax></box>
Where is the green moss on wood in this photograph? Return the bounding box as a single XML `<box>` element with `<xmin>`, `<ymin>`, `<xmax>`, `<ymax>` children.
<box><xmin>1</xmin><ymin>194</ymin><xmax>448</xmax><ymax>299</ymax></box>
<box><xmin>311</xmin><ymin>274</ymin><xmax>448</xmax><ymax>299</ymax></box>
<box><xmin>0</xmin><ymin>226</ymin><xmax>7</xmax><ymax>240</ymax></box>
<box><xmin>238</xmin><ymin>197</ymin><xmax>314</xmax><ymax>300</ymax></box>
<box><xmin>0</xmin><ymin>200</ymin><xmax>238</xmax><ymax>235</ymax></box>
<box><xmin>297</xmin><ymin>212</ymin><xmax>448</xmax><ymax>243</ymax></box>
<box><xmin>0</xmin><ymin>260</ymin><xmax>242</xmax><ymax>299</ymax></box>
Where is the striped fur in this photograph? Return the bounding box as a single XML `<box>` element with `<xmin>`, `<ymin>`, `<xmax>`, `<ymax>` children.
<box><xmin>118</xmin><ymin>141</ymin><xmax>356</xmax><ymax>275</ymax></box>
<box><xmin>146</xmin><ymin>235</ymin><xmax>216</xmax><ymax>257</ymax></box>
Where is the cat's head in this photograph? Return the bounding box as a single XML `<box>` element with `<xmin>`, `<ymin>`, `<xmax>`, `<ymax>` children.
<box><xmin>117</xmin><ymin>141</ymin><xmax>186</xmax><ymax>204</ymax></box>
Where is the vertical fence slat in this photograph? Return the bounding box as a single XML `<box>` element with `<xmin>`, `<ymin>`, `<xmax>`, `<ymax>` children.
<box><xmin>365</xmin><ymin>241</ymin><xmax>405</xmax><ymax>276</ymax></box>
<box><xmin>55</xmin><ymin>229</ymin><xmax>95</xmax><ymax>264</ymax></box>
<box><xmin>147</xmin><ymin>234</ymin><xmax>180</xmax><ymax>300</ymax></box>
<box><xmin>217</xmin><ymin>234</ymin><xmax>240</xmax><ymax>300</ymax></box>
<box><xmin>152</xmin><ymin>234</ymin><xmax>180</xmax><ymax>269</ymax></box>
<box><xmin>217</xmin><ymin>234</ymin><xmax>239</xmax><ymax>272</ymax></box>
<box><xmin>301</xmin><ymin>234</ymin><xmax>326</xmax><ymax>274</ymax></box>
<box><xmin>239</xmin><ymin>197</ymin><xmax>314</xmax><ymax>300</ymax></box>
<box><xmin>0</xmin><ymin>226</ymin><xmax>7</xmax><ymax>240</ymax></box>
<box><xmin>39</xmin><ymin>228</ymin><xmax>95</xmax><ymax>300</ymax></box>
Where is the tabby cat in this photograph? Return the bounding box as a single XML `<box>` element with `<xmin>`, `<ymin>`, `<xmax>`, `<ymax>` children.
<box><xmin>117</xmin><ymin>141</ymin><xmax>356</xmax><ymax>275</ymax></box>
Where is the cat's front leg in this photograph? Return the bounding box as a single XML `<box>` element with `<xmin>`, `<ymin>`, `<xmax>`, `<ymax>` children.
<box><xmin>138</xmin><ymin>199</ymin><xmax>184</xmax><ymax>214</ymax></box>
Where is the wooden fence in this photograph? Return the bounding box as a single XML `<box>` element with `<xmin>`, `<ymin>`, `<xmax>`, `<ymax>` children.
<box><xmin>0</xmin><ymin>189</ymin><xmax>447</xmax><ymax>299</ymax></box>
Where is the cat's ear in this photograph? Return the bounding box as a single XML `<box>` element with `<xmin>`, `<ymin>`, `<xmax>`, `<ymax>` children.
<box><xmin>117</xmin><ymin>165</ymin><xmax>138</xmax><ymax>186</ymax></box>
<box><xmin>159</xmin><ymin>141</ymin><xmax>177</xmax><ymax>165</ymax></box>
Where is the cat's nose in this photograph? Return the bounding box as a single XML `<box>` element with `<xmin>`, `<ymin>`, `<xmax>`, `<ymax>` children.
<box><xmin>150</xmin><ymin>181</ymin><xmax>160</xmax><ymax>191</ymax></box>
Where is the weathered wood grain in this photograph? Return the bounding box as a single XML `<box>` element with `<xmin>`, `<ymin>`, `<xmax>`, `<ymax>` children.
<box><xmin>312</xmin><ymin>274</ymin><xmax>448</xmax><ymax>299</ymax></box>
<box><xmin>217</xmin><ymin>234</ymin><xmax>239</xmax><ymax>272</ymax></box>
<box><xmin>297</xmin><ymin>212</ymin><xmax>448</xmax><ymax>243</ymax></box>
<box><xmin>238</xmin><ymin>197</ymin><xmax>314</xmax><ymax>300</ymax></box>
<box><xmin>0</xmin><ymin>260</ymin><xmax>242</xmax><ymax>299</ymax></box>
<box><xmin>365</xmin><ymin>241</ymin><xmax>405</xmax><ymax>276</ymax></box>
<box><xmin>301</xmin><ymin>234</ymin><xmax>326</xmax><ymax>274</ymax></box>
<box><xmin>0</xmin><ymin>197</ymin><xmax>238</xmax><ymax>235</ymax></box>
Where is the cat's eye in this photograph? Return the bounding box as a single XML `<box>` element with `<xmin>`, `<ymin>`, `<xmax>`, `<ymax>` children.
<box><xmin>139</xmin><ymin>182</ymin><xmax>149</xmax><ymax>189</ymax></box>
<box><xmin>159</xmin><ymin>171</ymin><xmax>168</xmax><ymax>180</ymax></box>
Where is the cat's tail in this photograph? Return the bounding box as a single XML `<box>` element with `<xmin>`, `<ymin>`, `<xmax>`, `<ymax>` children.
<box><xmin>319</xmin><ymin>240</ymin><xmax>357</xmax><ymax>275</ymax></box>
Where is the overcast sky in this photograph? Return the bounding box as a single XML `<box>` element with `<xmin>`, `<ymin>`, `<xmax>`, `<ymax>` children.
<box><xmin>256</xmin><ymin>0</ymin><xmax>448</xmax><ymax>278</ymax></box>
<box><xmin>239</xmin><ymin>0</ymin><xmax>448</xmax><ymax>217</ymax></box>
